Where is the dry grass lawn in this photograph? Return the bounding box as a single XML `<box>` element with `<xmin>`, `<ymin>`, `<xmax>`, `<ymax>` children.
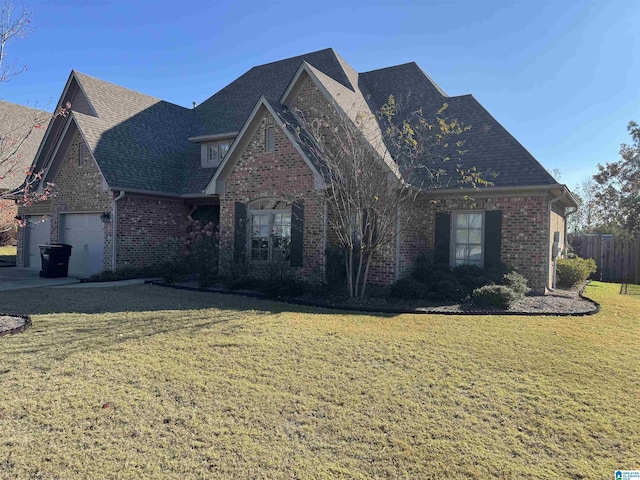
<box><xmin>0</xmin><ymin>245</ymin><xmax>16</xmax><ymax>263</ymax></box>
<box><xmin>0</xmin><ymin>281</ymin><xmax>638</xmax><ymax>479</ymax></box>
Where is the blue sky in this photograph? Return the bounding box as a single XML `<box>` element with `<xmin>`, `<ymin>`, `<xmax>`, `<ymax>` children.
<box><xmin>2</xmin><ymin>0</ymin><xmax>638</xmax><ymax>190</ymax></box>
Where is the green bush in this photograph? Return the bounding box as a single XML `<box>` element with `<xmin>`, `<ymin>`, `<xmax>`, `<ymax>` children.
<box><xmin>86</xmin><ymin>263</ymin><xmax>179</xmax><ymax>282</ymax></box>
<box><xmin>472</xmin><ymin>284</ymin><xmax>521</xmax><ymax>309</ymax></box>
<box><xmin>389</xmin><ymin>277</ymin><xmax>428</xmax><ymax>300</ymax></box>
<box><xmin>260</xmin><ymin>278</ymin><xmax>308</xmax><ymax>299</ymax></box>
<box><xmin>411</xmin><ymin>254</ymin><xmax>450</xmax><ymax>290</ymax></box>
<box><xmin>556</xmin><ymin>257</ymin><xmax>597</xmax><ymax>288</ymax></box>
<box><xmin>184</xmin><ymin>217</ymin><xmax>219</xmax><ymax>288</ymax></box>
<box><xmin>325</xmin><ymin>246</ymin><xmax>347</xmax><ymax>287</ymax></box>
<box><xmin>433</xmin><ymin>274</ymin><xmax>469</xmax><ymax>301</ymax></box>
<box><xmin>503</xmin><ymin>271</ymin><xmax>530</xmax><ymax>296</ymax></box>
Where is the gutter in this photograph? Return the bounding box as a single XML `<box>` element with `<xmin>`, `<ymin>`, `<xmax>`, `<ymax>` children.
<box><xmin>548</xmin><ymin>189</ymin><xmax>569</xmax><ymax>290</ymax></box>
<box><xmin>112</xmin><ymin>191</ymin><xmax>125</xmax><ymax>270</ymax></box>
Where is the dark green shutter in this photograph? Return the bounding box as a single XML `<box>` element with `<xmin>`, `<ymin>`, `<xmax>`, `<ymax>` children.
<box><xmin>234</xmin><ymin>202</ymin><xmax>246</xmax><ymax>264</ymax></box>
<box><xmin>434</xmin><ymin>212</ymin><xmax>451</xmax><ymax>264</ymax></box>
<box><xmin>484</xmin><ymin>210</ymin><xmax>502</xmax><ymax>268</ymax></box>
<box><xmin>290</xmin><ymin>202</ymin><xmax>304</xmax><ymax>267</ymax></box>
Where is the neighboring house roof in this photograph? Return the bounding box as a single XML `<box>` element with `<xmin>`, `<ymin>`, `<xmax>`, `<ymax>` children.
<box><xmin>0</xmin><ymin>100</ymin><xmax>50</xmax><ymax>192</ymax></box>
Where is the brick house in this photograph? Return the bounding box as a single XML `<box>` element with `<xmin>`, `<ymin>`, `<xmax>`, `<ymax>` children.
<box><xmin>16</xmin><ymin>48</ymin><xmax>577</xmax><ymax>291</ymax></box>
<box><xmin>0</xmin><ymin>100</ymin><xmax>49</xmax><ymax>245</ymax></box>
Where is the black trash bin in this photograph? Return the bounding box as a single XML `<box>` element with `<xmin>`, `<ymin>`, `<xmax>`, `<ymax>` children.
<box><xmin>39</xmin><ymin>244</ymin><xmax>73</xmax><ymax>278</ymax></box>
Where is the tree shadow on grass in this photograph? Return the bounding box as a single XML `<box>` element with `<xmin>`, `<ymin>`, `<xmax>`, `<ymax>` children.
<box><xmin>0</xmin><ymin>284</ymin><xmax>396</xmax><ymax>366</ymax></box>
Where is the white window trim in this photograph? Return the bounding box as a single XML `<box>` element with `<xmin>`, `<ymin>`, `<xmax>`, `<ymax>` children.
<box><xmin>451</xmin><ymin>210</ymin><xmax>485</xmax><ymax>268</ymax></box>
<box><xmin>248</xmin><ymin>207</ymin><xmax>292</xmax><ymax>263</ymax></box>
<box><xmin>201</xmin><ymin>140</ymin><xmax>230</xmax><ymax>169</ymax></box>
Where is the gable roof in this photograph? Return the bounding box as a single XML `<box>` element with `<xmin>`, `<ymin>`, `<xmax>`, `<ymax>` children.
<box><xmin>30</xmin><ymin>48</ymin><xmax>568</xmax><ymax>200</ymax></box>
<box><xmin>0</xmin><ymin>100</ymin><xmax>50</xmax><ymax>191</ymax></box>
<box><xmin>192</xmin><ymin>48</ymin><xmax>355</xmax><ymax>137</ymax></box>
<box><xmin>36</xmin><ymin>71</ymin><xmax>201</xmax><ymax>195</ymax></box>
<box><xmin>358</xmin><ymin>62</ymin><xmax>558</xmax><ymax>189</ymax></box>
<box><xmin>207</xmin><ymin>96</ymin><xmax>325</xmax><ymax>195</ymax></box>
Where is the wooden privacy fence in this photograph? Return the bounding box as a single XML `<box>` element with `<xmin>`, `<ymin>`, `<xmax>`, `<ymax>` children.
<box><xmin>571</xmin><ymin>234</ymin><xmax>640</xmax><ymax>284</ymax></box>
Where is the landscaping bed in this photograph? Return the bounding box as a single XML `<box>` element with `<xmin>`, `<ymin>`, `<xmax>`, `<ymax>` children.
<box><xmin>152</xmin><ymin>278</ymin><xmax>598</xmax><ymax>316</ymax></box>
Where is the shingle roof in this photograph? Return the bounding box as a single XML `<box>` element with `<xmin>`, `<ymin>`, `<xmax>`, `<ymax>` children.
<box><xmin>0</xmin><ymin>100</ymin><xmax>50</xmax><ymax>191</ymax></box>
<box><xmin>358</xmin><ymin>63</ymin><xmax>557</xmax><ymax>188</ymax></box>
<box><xmin>193</xmin><ymin>48</ymin><xmax>354</xmax><ymax>137</ymax></box>
<box><xmin>71</xmin><ymin>72</ymin><xmax>200</xmax><ymax>194</ymax></box>
<box><xmin>48</xmin><ymin>49</ymin><xmax>558</xmax><ymax>197</ymax></box>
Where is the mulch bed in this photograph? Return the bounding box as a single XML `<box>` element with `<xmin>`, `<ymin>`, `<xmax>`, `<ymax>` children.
<box><xmin>0</xmin><ymin>314</ymin><xmax>31</xmax><ymax>336</ymax></box>
<box><xmin>148</xmin><ymin>280</ymin><xmax>599</xmax><ymax>316</ymax></box>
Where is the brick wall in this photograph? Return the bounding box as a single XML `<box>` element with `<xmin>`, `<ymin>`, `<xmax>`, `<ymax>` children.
<box><xmin>115</xmin><ymin>194</ymin><xmax>185</xmax><ymax>268</ymax></box>
<box><xmin>219</xmin><ymin>109</ymin><xmax>324</xmax><ymax>283</ymax></box>
<box><xmin>0</xmin><ymin>200</ymin><xmax>17</xmax><ymax>246</ymax></box>
<box><xmin>398</xmin><ymin>194</ymin><xmax>553</xmax><ymax>292</ymax></box>
<box><xmin>17</xmin><ymin>132</ymin><xmax>112</xmax><ymax>268</ymax></box>
<box><xmin>549</xmin><ymin>203</ymin><xmax>566</xmax><ymax>288</ymax></box>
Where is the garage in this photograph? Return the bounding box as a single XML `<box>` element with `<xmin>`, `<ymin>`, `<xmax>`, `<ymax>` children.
<box><xmin>60</xmin><ymin>213</ymin><xmax>105</xmax><ymax>277</ymax></box>
<box><xmin>25</xmin><ymin>216</ymin><xmax>51</xmax><ymax>269</ymax></box>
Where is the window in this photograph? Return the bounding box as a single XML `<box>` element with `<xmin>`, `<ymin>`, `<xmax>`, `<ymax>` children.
<box><xmin>78</xmin><ymin>142</ymin><xmax>90</xmax><ymax>166</ymax></box>
<box><xmin>452</xmin><ymin>211</ymin><xmax>483</xmax><ymax>267</ymax></box>
<box><xmin>265</xmin><ymin>125</ymin><xmax>275</xmax><ymax>152</ymax></box>
<box><xmin>249</xmin><ymin>199</ymin><xmax>291</xmax><ymax>262</ymax></box>
<box><xmin>202</xmin><ymin>141</ymin><xmax>230</xmax><ymax>168</ymax></box>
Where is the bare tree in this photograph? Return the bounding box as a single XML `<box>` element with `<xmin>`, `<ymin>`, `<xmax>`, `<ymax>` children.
<box><xmin>0</xmin><ymin>0</ymin><xmax>32</xmax><ymax>82</ymax></box>
<box><xmin>0</xmin><ymin>1</ymin><xmax>64</xmax><ymax>236</ymax></box>
<box><xmin>287</xmin><ymin>96</ymin><xmax>488</xmax><ymax>298</ymax></box>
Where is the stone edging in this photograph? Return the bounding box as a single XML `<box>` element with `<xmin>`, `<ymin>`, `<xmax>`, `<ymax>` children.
<box><xmin>146</xmin><ymin>281</ymin><xmax>601</xmax><ymax>317</ymax></box>
<box><xmin>0</xmin><ymin>314</ymin><xmax>32</xmax><ymax>337</ymax></box>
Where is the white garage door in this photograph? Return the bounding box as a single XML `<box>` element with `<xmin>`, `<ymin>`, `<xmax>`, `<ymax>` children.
<box><xmin>25</xmin><ymin>216</ymin><xmax>51</xmax><ymax>269</ymax></box>
<box><xmin>61</xmin><ymin>213</ymin><xmax>105</xmax><ymax>277</ymax></box>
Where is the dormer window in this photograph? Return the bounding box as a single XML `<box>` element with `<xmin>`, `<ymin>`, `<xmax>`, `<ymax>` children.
<box><xmin>202</xmin><ymin>141</ymin><xmax>230</xmax><ymax>168</ymax></box>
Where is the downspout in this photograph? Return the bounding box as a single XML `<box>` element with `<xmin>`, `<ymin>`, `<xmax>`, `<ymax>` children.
<box><xmin>548</xmin><ymin>189</ymin><xmax>568</xmax><ymax>290</ymax></box>
<box><xmin>112</xmin><ymin>191</ymin><xmax>125</xmax><ymax>270</ymax></box>
<box><xmin>395</xmin><ymin>209</ymin><xmax>401</xmax><ymax>281</ymax></box>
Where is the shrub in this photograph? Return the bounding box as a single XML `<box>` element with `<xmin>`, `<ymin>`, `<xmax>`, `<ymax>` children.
<box><xmin>389</xmin><ymin>277</ymin><xmax>428</xmax><ymax>300</ymax></box>
<box><xmin>556</xmin><ymin>257</ymin><xmax>597</xmax><ymax>288</ymax></box>
<box><xmin>325</xmin><ymin>245</ymin><xmax>347</xmax><ymax>287</ymax></box>
<box><xmin>260</xmin><ymin>277</ymin><xmax>308</xmax><ymax>299</ymax></box>
<box><xmin>433</xmin><ymin>273</ymin><xmax>469</xmax><ymax>301</ymax></box>
<box><xmin>411</xmin><ymin>253</ymin><xmax>450</xmax><ymax>290</ymax></box>
<box><xmin>472</xmin><ymin>284</ymin><xmax>521</xmax><ymax>309</ymax></box>
<box><xmin>502</xmin><ymin>271</ymin><xmax>530</xmax><ymax>296</ymax></box>
<box><xmin>184</xmin><ymin>216</ymin><xmax>219</xmax><ymax>288</ymax></box>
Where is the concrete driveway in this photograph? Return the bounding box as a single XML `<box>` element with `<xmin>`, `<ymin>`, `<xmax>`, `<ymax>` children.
<box><xmin>0</xmin><ymin>267</ymin><xmax>81</xmax><ymax>291</ymax></box>
<box><xmin>0</xmin><ymin>267</ymin><xmax>156</xmax><ymax>291</ymax></box>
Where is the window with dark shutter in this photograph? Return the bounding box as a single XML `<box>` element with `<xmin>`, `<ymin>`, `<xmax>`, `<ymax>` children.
<box><xmin>434</xmin><ymin>212</ymin><xmax>451</xmax><ymax>264</ymax></box>
<box><xmin>290</xmin><ymin>202</ymin><xmax>304</xmax><ymax>267</ymax></box>
<box><xmin>234</xmin><ymin>202</ymin><xmax>247</xmax><ymax>264</ymax></box>
<box><xmin>484</xmin><ymin>210</ymin><xmax>502</xmax><ymax>268</ymax></box>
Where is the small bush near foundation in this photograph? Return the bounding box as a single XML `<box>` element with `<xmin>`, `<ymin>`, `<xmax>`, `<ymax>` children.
<box><xmin>390</xmin><ymin>277</ymin><xmax>428</xmax><ymax>300</ymax></box>
<box><xmin>433</xmin><ymin>274</ymin><xmax>469</xmax><ymax>302</ymax></box>
<box><xmin>472</xmin><ymin>284</ymin><xmax>521</xmax><ymax>309</ymax></box>
<box><xmin>86</xmin><ymin>263</ymin><xmax>184</xmax><ymax>282</ymax></box>
<box><xmin>261</xmin><ymin>278</ymin><xmax>308</xmax><ymax>299</ymax></box>
<box><xmin>411</xmin><ymin>254</ymin><xmax>450</xmax><ymax>290</ymax></box>
<box><xmin>503</xmin><ymin>271</ymin><xmax>530</xmax><ymax>296</ymax></box>
<box><xmin>557</xmin><ymin>257</ymin><xmax>597</xmax><ymax>288</ymax></box>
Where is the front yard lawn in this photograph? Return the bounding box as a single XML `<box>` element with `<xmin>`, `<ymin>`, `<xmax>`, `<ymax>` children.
<box><xmin>0</xmin><ymin>282</ymin><xmax>638</xmax><ymax>478</ymax></box>
<box><xmin>0</xmin><ymin>245</ymin><xmax>16</xmax><ymax>264</ymax></box>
